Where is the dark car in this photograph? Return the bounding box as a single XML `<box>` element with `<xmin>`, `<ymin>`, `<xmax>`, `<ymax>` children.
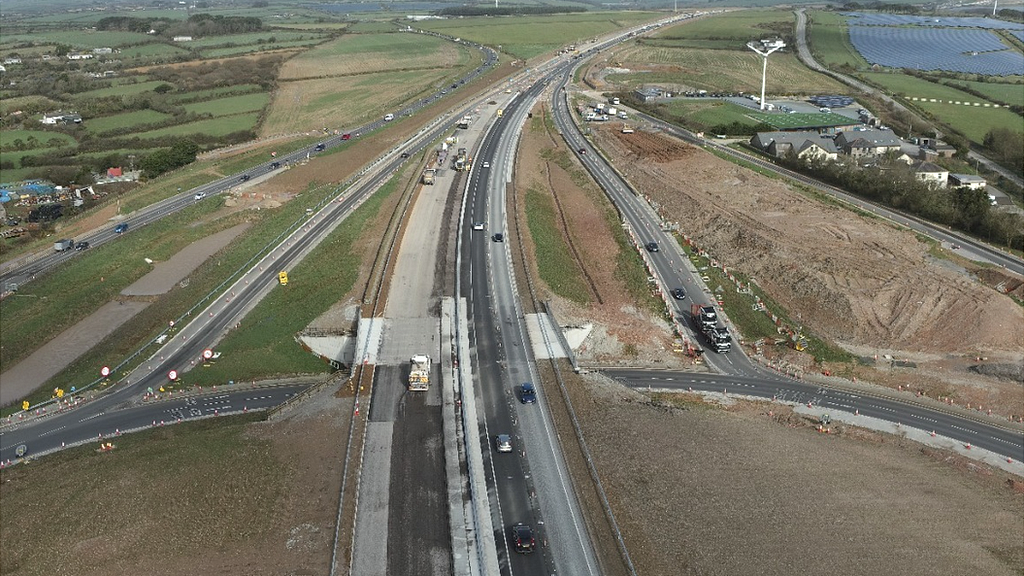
<box><xmin>114</xmin><ymin>223</ymin><xmax>128</xmax><ymax>234</ymax></box>
<box><xmin>74</xmin><ymin>241</ymin><xmax>90</xmax><ymax>251</ymax></box>
<box><xmin>314</xmin><ymin>142</ymin><xmax>326</xmax><ymax>151</ymax></box>
<box><xmin>239</xmin><ymin>174</ymin><xmax>250</xmax><ymax>182</ymax></box>
<box><xmin>341</xmin><ymin>133</ymin><xmax>351</xmax><ymax>141</ymax></box>
<box><xmin>671</xmin><ymin>287</ymin><xmax>686</xmax><ymax>300</ymax></box>
<box><xmin>400</xmin><ymin>152</ymin><xmax>410</xmax><ymax>159</ymax></box>
<box><xmin>645</xmin><ymin>242</ymin><xmax>659</xmax><ymax>252</ymax></box>
<box><xmin>512</xmin><ymin>524</ymin><xmax>535</xmax><ymax>554</ymax></box>
<box><xmin>270</xmin><ymin>161</ymin><xmax>281</xmax><ymax>169</ymax></box>
<box><xmin>578</xmin><ymin>147</ymin><xmax>587</xmax><ymax>155</ymax></box>
<box><xmin>520</xmin><ymin>382</ymin><xmax>537</xmax><ymax>404</ymax></box>
<box><xmin>492</xmin><ymin>233</ymin><xmax>504</xmax><ymax>242</ymax></box>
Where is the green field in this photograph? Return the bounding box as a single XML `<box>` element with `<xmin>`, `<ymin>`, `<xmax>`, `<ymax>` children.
<box><xmin>182</xmin><ymin>93</ymin><xmax>270</xmax><ymax>117</ymax></box>
<box><xmin>608</xmin><ymin>48</ymin><xmax>846</xmax><ymax>95</ymax></box>
<box><xmin>200</xmin><ymin>39</ymin><xmax>324</xmax><ymax>58</ymax></box>
<box><xmin>73</xmin><ymin>80</ymin><xmax>172</xmax><ymax>100</ymax></box>
<box><xmin>805</xmin><ymin>10</ymin><xmax>870</xmax><ymax>69</ymax></box>
<box><xmin>417</xmin><ymin>11</ymin><xmax>661</xmax><ymax>60</ymax></box>
<box><xmin>166</xmin><ymin>84</ymin><xmax>263</xmax><ymax>104</ymax></box>
<box><xmin>185</xmin><ymin>31</ymin><xmax>325</xmax><ymax>48</ymax></box>
<box><xmin>0</xmin><ymin>30</ymin><xmax>157</xmax><ymax>49</ymax></box>
<box><xmin>84</xmin><ymin>110</ymin><xmax>173</xmax><ymax>134</ymax></box>
<box><xmin>861</xmin><ymin>72</ymin><xmax>1018</xmax><ymax>141</ymax></box>
<box><xmin>133</xmin><ymin>112</ymin><xmax>260</xmax><ymax>139</ymax></box>
<box><xmin>119</xmin><ymin>43</ymin><xmax>191</xmax><ymax>61</ymax></box>
<box><xmin>945</xmin><ymin>79</ymin><xmax>1024</xmax><ymax>107</ymax></box>
<box><xmin>656</xmin><ymin>9</ymin><xmax>794</xmax><ymax>41</ymax></box>
<box><xmin>525</xmin><ymin>186</ymin><xmax>592</xmax><ymax>304</ymax></box>
<box><xmin>0</xmin><ymin>129</ymin><xmax>75</xmax><ymax>150</ymax></box>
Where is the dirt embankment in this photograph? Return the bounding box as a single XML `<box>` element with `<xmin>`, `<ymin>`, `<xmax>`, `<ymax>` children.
<box><xmin>588</xmin><ymin>123</ymin><xmax>1024</xmax><ymax>413</ymax></box>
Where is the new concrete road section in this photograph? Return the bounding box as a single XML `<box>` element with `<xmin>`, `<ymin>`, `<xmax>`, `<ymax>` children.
<box><xmin>0</xmin><ymin>104</ymin><xmax>479</xmax><ymax>464</ymax></box>
<box><xmin>0</xmin><ymin>40</ymin><xmax>498</xmax><ymax>294</ymax></box>
<box><xmin>603</xmin><ymin>369</ymin><xmax>1024</xmax><ymax>462</ymax></box>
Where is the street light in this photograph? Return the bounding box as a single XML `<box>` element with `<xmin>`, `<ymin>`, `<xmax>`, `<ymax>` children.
<box><xmin>746</xmin><ymin>39</ymin><xmax>786</xmax><ymax>111</ymax></box>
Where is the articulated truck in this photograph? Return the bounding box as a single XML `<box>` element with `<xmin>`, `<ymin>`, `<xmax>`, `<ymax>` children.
<box><xmin>691</xmin><ymin>303</ymin><xmax>731</xmax><ymax>353</ymax></box>
<box><xmin>408</xmin><ymin>355</ymin><xmax>431</xmax><ymax>391</ymax></box>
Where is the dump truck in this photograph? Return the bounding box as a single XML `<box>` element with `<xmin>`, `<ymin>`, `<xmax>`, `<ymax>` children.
<box><xmin>408</xmin><ymin>355</ymin><xmax>431</xmax><ymax>391</ymax></box>
<box><xmin>54</xmin><ymin>238</ymin><xmax>74</xmax><ymax>252</ymax></box>
<box><xmin>457</xmin><ymin>115</ymin><xmax>472</xmax><ymax>129</ymax></box>
<box><xmin>454</xmin><ymin>147</ymin><xmax>469</xmax><ymax>171</ymax></box>
<box><xmin>422</xmin><ymin>169</ymin><xmax>436</xmax><ymax>185</ymax></box>
<box><xmin>690</xmin><ymin>303</ymin><xmax>718</xmax><ymax>332</ymax></box>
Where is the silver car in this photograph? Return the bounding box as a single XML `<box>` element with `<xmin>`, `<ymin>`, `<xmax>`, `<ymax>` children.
<box><xmin>496</xmin><ymin>434</ymin><xmax>513</xmax><ymax>453</ymax></box>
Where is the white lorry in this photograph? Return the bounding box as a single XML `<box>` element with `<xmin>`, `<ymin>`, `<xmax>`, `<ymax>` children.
<box><xmin>408</xmin><ymin>355</ymin><xmax>430</xmax><ymax>391</ymax></box>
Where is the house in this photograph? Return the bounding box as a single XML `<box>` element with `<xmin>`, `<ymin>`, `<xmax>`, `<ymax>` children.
<box><xmin>918</xmin><ymin>137</ymin><xmax>956</xmax><ymax>158</ymax></box>
<box><xmin>2</xmin><ymin>57</ymin><xmax>22</xmax><ymax>65</ymax></box>
<box><xmin>173</xmin><ymin>36</ymin><xmax>193</xmax><ymax>42</ymax></box>
<box><xmin>92</xmin><ymin>47</ymin><xmax>113</xmax><ymax>55</ymax></box>
<box><xmin>911</xmin><ymin>161</ymin><xmax>948</xmax><ymax>188</ymax></box>
<box><xmin>834</xmin><ymin>128</ymin><xmax>903</xmax><ymax>158</ymax></box>
<box><xmin>107</xmin><ymin>167</ymin><xmax>123</xmax><ymax>178</ymax></box>
<box><xmin>750</xmin><ymin>131</ymin><xmax>838</xmax><ymax>162</ymax></box>
<box><xmin>67</xmin><ymin>53</ymin><xmax>94</xmax><ymax>60</ymax></box>
<box><xmin>40</xmin><ymin>112</ymin><xmax>82</xmax><ymax>125</ymax></box>
<box><xmin>948</xmin><ymin>173</ymin><xmax>986</xmax><ymax>190</ymax></box>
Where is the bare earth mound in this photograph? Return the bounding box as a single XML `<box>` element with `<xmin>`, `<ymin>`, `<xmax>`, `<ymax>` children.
<box><xmin>589</xmin><ymin>124</ymin><xmax>1024</xmax><ymax>413</ymax></box>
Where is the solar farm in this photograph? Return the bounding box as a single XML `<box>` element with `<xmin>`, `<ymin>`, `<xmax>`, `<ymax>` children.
<box><xmin>842</xmin><ymin>12</ymin><xmax>1024</xmax><ymax>76</ymax></box>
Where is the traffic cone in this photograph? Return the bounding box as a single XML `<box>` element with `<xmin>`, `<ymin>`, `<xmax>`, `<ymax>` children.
<box><xmin>160</xmin><ymin>420</ymin><xmax>165</xmax><ymax>426</ymax></box>
<box><xmin>214</xmin><ymin>410</ymin><xmax>218</xmax><ymax>416</ymax></box>
<box><xmin>965</xmin><ymin>443</ymin><xmax>971</xmax><ymax>449</ymax></box>
<box><xmin>930</xmin><ymin>431</ymin><xmax>936</xmax><ymax>437</ymax></box>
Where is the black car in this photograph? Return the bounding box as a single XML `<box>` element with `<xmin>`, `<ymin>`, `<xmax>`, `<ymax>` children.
<box><xmin>520</xmin><ymin>382</ymin><xmax>537</xmax><ymax>404</ymax></box>
<box><xmin>512</xmin><ymin>524</ymin><xmax>535</xmax><ymax>554</ymax></box>
<box><xmin>270</xmin><ymin>161</ymin><xmax>281</xmax><ymax>169</ymax></box>
<box><xmin>400</xmin><ymin>152</ymin><xmax>410</xmax><ymax>159</ymax></box>
<box><xmin>239</xmin><ymin>174</ymin><xmax>250</xmax><ymax>182</ymax></box>
<box><xmin>671</xmin><ymin>288</ymin><xmax>686</xmax><ymax>300</ymax></box>
<box><xmin>314</xmin><ymin>143</ymin><xmax>326</xmax><ymax>151</ymax></box>
<box><xmin>74</xmin><ymin>241</ymin><xmax>90</xmax><ymax>251</ymax></box>
<box><xmin>578</xmin><ymin>147</ymin><xmax>587</xmax><ymax>155</ymax></box>
<box><xmin>492</xmin><ymin>233</ymin><xmax>504</xmax><ymax>242</ymax></box>
<box><xmin>645</xmin><ymin>242</ymin><xmax>659</xmax><ymax>252</ymax></box>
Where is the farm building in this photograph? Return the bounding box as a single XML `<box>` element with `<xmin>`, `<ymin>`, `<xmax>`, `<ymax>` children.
<box><xmin>173</xmin><ymin>36</ymin><xmax>193</xmax><ymax>42</ymax></box>
<box><xmin>948</xmin><ymin>173</ymin><xmax>987</xmax><ymax>190</ymax></box>
<box><xmin>750</xmin><ymin>131</ymin><xmax>839</xmax><ymax>162</ymax></box>
<box><xmin>633</xmin><ymin>88</ymin><xmax>662</xmax><ymax>102</ymax></box>
<box><xmin>40</xmin><ymin>112</ymin><xmax>82</xmax><ymax>125</ymax></box>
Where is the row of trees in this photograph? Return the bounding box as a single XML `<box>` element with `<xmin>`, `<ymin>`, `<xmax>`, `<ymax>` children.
<box><xmin>96</xmin><ymin>14</ymin><xmax>262</xmax><ymax>38</ymax></box>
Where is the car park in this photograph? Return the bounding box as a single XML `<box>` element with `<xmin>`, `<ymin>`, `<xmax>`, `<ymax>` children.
<box><xmin>645</xmin><ymin>242</ymin><xmax>659</xmax><ymax>252</ymax></box>
<box><xmin>114</xmin><ymin>223</ymin><xmax>128</xmax><ymax>234</ymax></box>
<box><xmin>512</xmin><ymin>524</ymin><xmax>535</xmax><ymax>553</ymax></box>
<box><xmin>492</xmin><ymin>233</ymin><xmax>504</xmax><ymax>242</ymax></box>
<box><xmin>496</xmin><ymin>434</ymin><xmax>513</xmax><ymax>453</ymax></box>
<box><xmin>74</xmin><ymin>241</ymin><xmax>89</xmax><ymax>251</ymax></box>
<box><xmin>671</xmin><ymin>288</ymin><xmax>686</xmax><ymax>300</ymax></box>
<box><xmin>519</xmin><ymin>382</ymin><xmax>537</xmax><ymax>404</ymax></box>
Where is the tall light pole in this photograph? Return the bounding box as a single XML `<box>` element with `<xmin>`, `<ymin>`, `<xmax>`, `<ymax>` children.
<box><xmin>746</xmin><ymin>39</ymin><xmax>785</xmax><ymax>111</ymax></box>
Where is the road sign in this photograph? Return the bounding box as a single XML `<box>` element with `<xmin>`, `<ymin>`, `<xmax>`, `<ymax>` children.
<box><xmin>101</xmin><ymin>366</ymin><xmax>110</xmax><ymax>377</ymax></box>
<box><xmin>278</xmin><ymin>271</ymin><xmax>289</xmax><ymax>285</ymax></box>
<box><xmin>168</xmin><ymin>370</ymin><xmax>178</xmax><ymax>381</ymax></box>
<box><xmin>203</xmin><ymin>349</ymin><xmax>213</xmax><ymax>360</ymax></box>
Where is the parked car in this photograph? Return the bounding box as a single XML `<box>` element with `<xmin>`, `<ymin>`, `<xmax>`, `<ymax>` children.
<box><xmin>671</xmin><ymin>288</ymin><xmax>686</xmax><ymax>300</ymax></box>
<box><xmin>520</xmin><ymin>382</ymin><xmax>537</xmax><ymax>404</ymax></box>
<box><xmin>496</xmin><ymin>434</ymin><xmax>513</xmax><ymax>453</ymax></box>
<box><xmin>512</xmin><ymin>524</ymin><xmax>535</xmax><ymax>553</ymax></box>
<box><xmin>645</xmin><ymin>242</ymin><xmax>659</xmax><ymax>252</ymax></box>
<box><xmin>114</xmin><ymin>223</ymin><xmax>128</xmax><ymax>234</ymax></box>
<box><xmin>74</xmin><ymin>241</ymin><xmax>90</xmax><ymax>251</ymax></box>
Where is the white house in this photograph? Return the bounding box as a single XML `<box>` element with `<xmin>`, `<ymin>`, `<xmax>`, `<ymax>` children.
<box><xmin>911</xmin><ymin>161</ymin><xmax>948</xmax><ymax>188</ymax></box>
<box><xmin>834</xmin><ymin>128</ymin><xmax>903</xmax><ymax>158</ymax></box>
<box><xmin>67</xmin><ymin>53</ymin><xmax>94</xmax><ymax>60</ymax></box>
<box><xmin>173</xmin><ymin>36</ymin><xmax>193</xmax><ymax>42</ymax></box>
<box><xmin>948</xmin><ymin>173</ymin><xmax>986</xmax><ymax>190</ymax></box>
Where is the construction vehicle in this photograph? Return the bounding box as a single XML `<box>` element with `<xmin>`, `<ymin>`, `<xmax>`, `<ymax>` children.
<box><xmin>53</xmin><ymin>238</ymin><xmax>74</xmax><ymax>252</ymax></box>
<box><xmin>496</xmin><ymin>109</ymin><xmax>503</xmax><ymax>118</ymax></box>
<box><xmin>457</xmin><ymin>115</ymin><xmax>473</xmax><ymax>129</ymax></box>
<box><xmin>690</xmin><ymin>303</ymin><xmax>717</xmax><ymax>331</ymax></box>
<box><xmin>454</xmin><ymin>147</ymin><xmax>471</xmax><ymax>171</ymax></box>
<box><xmin>422</xmin><ymin>169</ymin><xmax>436</xmax><ymax>185</ymax></box>
<box><xmin>408</xmin><ymin>355</ymin><xmax>431</xmax><ymax>391</ymax></box>
<box><xmin>703</xmin><ymin>325</ymin><xmax>732</xmax><ymax>353</ymax></box>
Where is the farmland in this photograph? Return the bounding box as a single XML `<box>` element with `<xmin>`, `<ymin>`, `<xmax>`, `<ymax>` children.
<box><xmin>805</xmin><ymin>9</ymin><xmax>871</xmax><ymax>69</ymax></box>
<box><xmin>416</xmin><ymin>11</ymin><xmax>662</xmax><ymax>60</ymax></box>
<box><xmin>279</xmin><ymin>32</ymin><xmax>468</xmax><ymax>79</ymax></box>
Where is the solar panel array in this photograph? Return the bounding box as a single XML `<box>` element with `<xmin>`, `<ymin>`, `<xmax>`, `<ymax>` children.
<box><xmin>809</xmin><ymin>95</ymin><xmax>855</xmax><ymax>108</ymax></box>
<box><xmin>843</xmin><ymin>12</ymin><xmax>1024</xmax><ymax>31</ymax></box>
<box><xmin>1013</xmin><ymin>30</ymin><xmax>1024</xmax><ymax>43</ymax></box>
<box><xmin>849</xmin><ymin>26</ymin><xmax>1024</xmax><ymax>76</ymax></box>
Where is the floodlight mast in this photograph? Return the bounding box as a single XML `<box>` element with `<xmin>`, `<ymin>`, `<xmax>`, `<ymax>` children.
<box><xmin>746</xmin><ymin>39</ymin><xmax>786</xmax><ymax>111</ymax></box>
